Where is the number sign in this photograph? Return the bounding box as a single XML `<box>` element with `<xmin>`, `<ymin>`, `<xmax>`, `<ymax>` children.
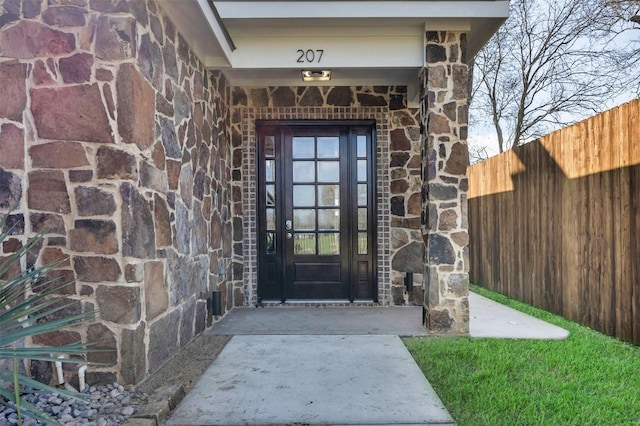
<box><xmin>296</xmin><ymin>49</ymin><xmax>324</xmax><ymax>64</ymax></box>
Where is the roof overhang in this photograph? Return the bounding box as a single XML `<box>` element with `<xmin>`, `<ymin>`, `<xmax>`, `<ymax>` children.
<box><xmin>160</xmin><ymin>1</ymin><xmax>509</xmax><ymax>106</ymax></box>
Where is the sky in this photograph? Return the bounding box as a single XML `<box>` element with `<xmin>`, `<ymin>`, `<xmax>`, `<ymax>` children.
<box><xmin>467</xmin><ymin>11</ymin><xmax>639</xmax><ymax>162</ymax></box>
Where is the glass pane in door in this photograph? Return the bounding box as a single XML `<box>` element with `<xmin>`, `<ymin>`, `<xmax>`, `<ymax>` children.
<box><xmin>265</xmin><ymin>136</ymin><xmax>275</xmax><ymax>157</ymax></box>
<box><xmin>318</xmin><ymin>209</ymin><xmax>340</xmax><ymax>230</ymax></box>
<box><xmin>317</xmin><ymin>137</ymin><xmax>339</xmax><ymax>158</ymax></box>
<box><xmin>265</xmin><ymin>160</ymin><xmax>275</xmax><ymax>181</ymax></box>
<box><xmin>318</xmin><ymin>185</ymin><xmax>339</xmax><ymax>206</ymax></box>
<box><xmin>292</xmin><ymin>137</ymin><xmax>315</xmax><ymax>158</ymax></box>
<box><xmin>266</xmin><ymin>185</ymin><xmax>275</xmax><ymax>206</ymax></box>
<box><xmin>358</xmin><ymin>208</ymin><xmax>367</xmax><ymax>230</ymax></box>
<box><xmin>294</xmin><ymin>233</ymin><xmax>316</xmax><ymax>255</ymax></box>
<box><xmin>358</xmin><ymin>232</ymin><xmax>367</xmax><ymax>255</ymax></box>
<box><xmin>357</xmin><ymin>160</ymin><xmax>367</xmax><ymax>181</ymax></box>
<box><xmin>293</xmin><ymin>186</ymin><xmax>316</xmax><ymax>207</ymax></box>
<box><xmin>357</xmin><ymin>135</ymin><xmax>367</xmax><ymax>157</ymax></box>
<box><xmin>294</xmin><ymin>209</ymin><xmax>316</xmax><ymax>230</ymax></box>
<box><xmin>317</xmin><ymin>161</ymin><xmax>340</xmax><ymax>182</ymax></box>
<box><xmin>357</xmin><ymin>184</ymin><xmax>367</xmax><ymax>205</ymax></box>
<box><xmin>266</xmin><ymin>208</ymin><xmax>276</xmax><ymax>229</ymax></box>
<box><xmin>266</xmin><ymin>232</ymin><xmax>276</xmax><ymax>254</ymax></box>
<box><xmin>293</xmin><ymin>161</ymin><xmax>315</xmax><ymax>182</ymax></box>
<box><xmin>318</xmin><ymin>233</ymin><xmax>340</xmax><ymax>255</ymax></box>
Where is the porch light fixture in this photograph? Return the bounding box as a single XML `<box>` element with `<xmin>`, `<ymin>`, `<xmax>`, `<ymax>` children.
<box><xmin>301</xmin><ymin>69</ymin><xmax>331</xmax><ymax>82</ymax></box>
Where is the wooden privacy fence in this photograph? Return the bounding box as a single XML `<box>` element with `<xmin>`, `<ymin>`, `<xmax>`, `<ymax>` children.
<box><xmin>468</xmin><ymin>99</ymin><xmax>640</xmax><ymax>345</ymax></box>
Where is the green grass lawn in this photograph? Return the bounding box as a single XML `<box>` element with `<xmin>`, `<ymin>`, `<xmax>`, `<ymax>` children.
<box><xmin>404</xmin><ymin>285</ymin><xmax>640</xmax><ymax>426</ymax></box>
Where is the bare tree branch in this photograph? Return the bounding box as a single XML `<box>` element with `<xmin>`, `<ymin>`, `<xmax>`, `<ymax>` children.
<box><xmin>470</xmin><ymin>0</ymin><xmax>640</xmax><ymax>153</ymax></box>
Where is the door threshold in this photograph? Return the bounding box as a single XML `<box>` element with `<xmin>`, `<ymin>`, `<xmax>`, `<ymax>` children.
<box><xmin>259</xmin><ymin>299</ymin><xmax>378</xmax><ymax>307</ymax></box>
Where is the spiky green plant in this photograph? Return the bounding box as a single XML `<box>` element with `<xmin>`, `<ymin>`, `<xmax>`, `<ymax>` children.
<box><xmin>0</xmin><ymin>214</ymin><xmax>98</xmax><ymax>425</ymax></box>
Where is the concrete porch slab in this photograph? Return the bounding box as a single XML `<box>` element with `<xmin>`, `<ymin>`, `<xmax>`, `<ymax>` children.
<box><xmin>206</xmin><ymin>306</ymin><xmax>428</xmax><ymax>336</ymax></box>
<box><xmin>206</xmin><ymin>292</ymin><xmax>569</xmax><ymax>340</ymax></box>
<box><xmin>164</xmin><ymin>335</ymin><xmax>454</xmax><ymax>426</ymax></box>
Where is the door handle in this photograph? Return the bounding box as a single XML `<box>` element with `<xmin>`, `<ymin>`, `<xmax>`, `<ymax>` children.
<box><xmin>286</xmin><ymin>232</ymin><xmax>293</xmax><ymax>239</ymax></box>
<box><xmin>285</xmin><ymin>220</ymin><xmax>292</xmax><ymax>230</ymax></box>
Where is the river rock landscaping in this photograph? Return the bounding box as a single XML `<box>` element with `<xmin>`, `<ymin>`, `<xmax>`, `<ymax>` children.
<box><xmin>0</xmin><ymin>382</ymin><xmax>147</xmax><ymax>425</ymax></box>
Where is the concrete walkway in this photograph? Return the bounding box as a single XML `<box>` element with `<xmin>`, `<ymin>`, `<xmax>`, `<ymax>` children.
<box><xmin>165</xmin><ymin>335</ymin><xmax>453</xmax><ymax>425</ymax></box>
<box><xmin>469</xmin><ymin>292</ymin><xmax>569</xmax><ymax>339</ymax></box>
<box><xmin>163</xmin><ymin>292</ymin><xmax>568</xmax><ymax>425</ymax></box>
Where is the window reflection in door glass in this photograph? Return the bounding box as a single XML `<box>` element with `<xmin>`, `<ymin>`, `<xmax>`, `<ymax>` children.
<box><xmin>266</xmin><ymin>208</ymin><xmax>276</xmax><ymax>230</ymax></box>
<box><xmin>317</xmin><ymin>161</ymin><xmax>339</xmax><ymax>182</ymax></box>
<box><xmin>358</xmin><ymin>208</ymin><xmax>367</xmax><ymax>230</ymax></box>
<box><xmin>293</xmin><ymin>185</ymin><xmax>315</xmax><ymax>207</ymax></box>
<box><xmin>358</xmin><ymin>184</ymin><xmax>367</xmax><ymax>205</ymax></box>
<box><xmin>265</xmin><ymin>160</ymin><xmax>275</xmax><ymax>181</ymax></box>
<box><xmin>294</xmin><ymin>209</ymin><xmax>316</xmax><ymax>230</ymax></box>
<box><xmin>266</xmin><ymin>232</ymin><xmax>276</xmax><ymax>254</ymax></box>
<box><xmin>318</xmin><ymin>209</ymin><xmax>340</xmax><ymax>230</ymax></box>
<box><xmin>266</xmin><ymin>184</ymin><xmax>276</xmax><ymax>206</ymax></box>
<box><xmin>293</xmin><ymin>161</ymin><xmax>315</xmax><ymax>182</ymax></box>
<box><xmin>292</xmin><ymin>137</ymin><xmax>315</xmax><ymax>158</ymax></box>
<box><xmin>265</xmin><ymin>136</ymin><xmax>275</xmax><ymax>157</ymax></box>
<box><xmin>294</xmin><ymin>233</ymin><xmax>316</xmax><ymax>255</ymax></box>
<box><xmin>357</xmin><ymin>159</ymin><xmax>367</xmax><ymax>181</ymax></box>
<box><xmin>318</xmin><ymin>233</ymin><xmax>340</xmax><ymax>255</ymax></box>
<box><xmin>357</xmin><ymin>135</ymin><xmax>366</xmax><ymax>158</ymax></box>
<box><xmin>358</xmin><ymin>232</ymin><xmax>368</xmax><ymax>254</ymax></box>
<box><xmin>317</xmin><ymin>137</ymin><xmax>339</xmax><ymax>158</ymax></box>
<box><xmin>318</xmin><ymin>185</ymin><xmax>340</xmax><ymax>207</ymax></box>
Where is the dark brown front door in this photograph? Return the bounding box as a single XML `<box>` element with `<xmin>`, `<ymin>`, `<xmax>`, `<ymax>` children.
<box><xmin>257</xmin><ymin>121</ymin><xmax>376</xmax><ymax>302</ymax></box>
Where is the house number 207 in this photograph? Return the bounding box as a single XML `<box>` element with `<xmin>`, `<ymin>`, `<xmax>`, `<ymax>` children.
<box><xmin>296</xmin><ymin>49</ymin><xmax>324</xmax><ymax>63</ymax></box>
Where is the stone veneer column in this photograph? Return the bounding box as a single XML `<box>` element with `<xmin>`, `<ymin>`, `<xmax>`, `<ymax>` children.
<box><xmin>421</xmin><ymin>31</ymin><xmax>470</xmax><ymax>334</ymax></box>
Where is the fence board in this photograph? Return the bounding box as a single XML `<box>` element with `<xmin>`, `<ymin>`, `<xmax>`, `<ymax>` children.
<box><xmin>468</xmin><ymin>98</ymin><xmax>640</xmax><ymax>345</ymax></box>
<box><xmin>633</xmin><ymin>167</ymin><xmax>640</xmax><ymax>344</ymax></box>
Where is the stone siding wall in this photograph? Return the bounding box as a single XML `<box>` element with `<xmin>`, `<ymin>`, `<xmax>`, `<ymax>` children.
<box><xmin>229</xmin><ymin>86</ymin><xmax>423</xmax><ymax>305</ymax></box>
<box><xmin>0</xmin><ymin>0</ymin><xmax>233</xmax><ymax>384</ymax></box>
<box><xmin>389</xmin><ymin>108</ymin><xmax>424</xmax><ymax>304</ymax></box>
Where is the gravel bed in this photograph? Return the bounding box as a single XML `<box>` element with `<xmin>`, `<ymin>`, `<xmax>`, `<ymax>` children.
<box><xmin>0</xmin><ymin>382</ymin><xmax>147</xmax><ymax>425</ymax></box>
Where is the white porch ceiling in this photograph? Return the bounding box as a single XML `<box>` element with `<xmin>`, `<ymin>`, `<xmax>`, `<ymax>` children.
<box><xmin>160</xmin><ymin>0</ymin><xmax>509</xmax><ymax>105</ymax></box>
